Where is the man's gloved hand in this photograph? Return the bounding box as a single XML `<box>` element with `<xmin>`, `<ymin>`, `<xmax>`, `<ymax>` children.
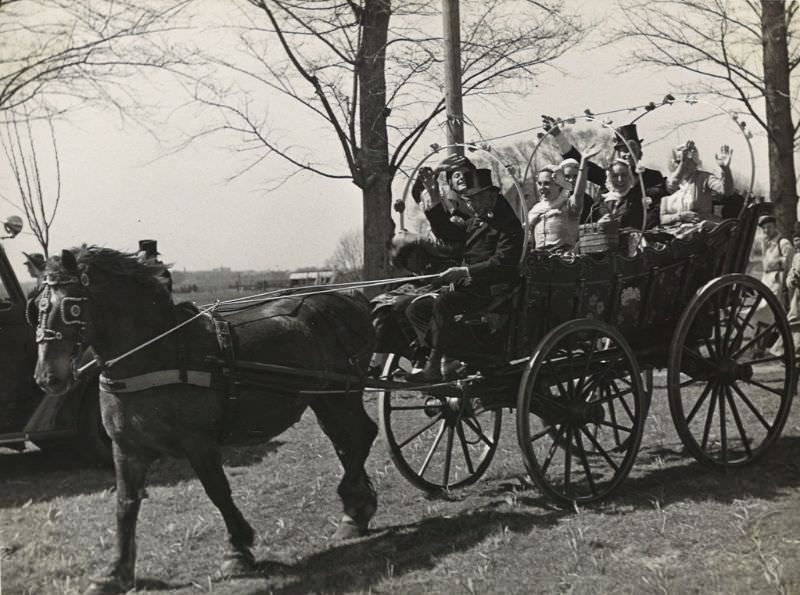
<box><xmin>436</xmin><ymin>266</ymin><xmax>470</xmax><ymax>285</ymax></box>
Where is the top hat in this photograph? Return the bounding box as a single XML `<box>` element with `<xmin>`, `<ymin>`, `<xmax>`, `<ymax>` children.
<box><xmin>462</xmin><ymin>168</ymin><xmax>498</xmax><ymax>197</ymax></box>
<box><xmin>757</xmin><ymin>215</ymin><xmax>776</xmax><ymax>227</ymax></box>
<box><xmin>792</xmin><ymin>221</ymin><xmax>800</xmax><ymax>238</ymax></box>
<box><xmin>613</xmin><ymin>124</ymin><xmax>643</xmax><ymax>149</ymax></box>
<box><xmin>138</xmin><ymin>239</ymin><xmax>160</xmax><ymax>258</ymax></box>
<box><xmin>439</xmin><ymin>154</ymin><xmax>476</xmax><ymax>181</ymax></box>
<box><xmin>22</xmin><ymin>251</ymin><xmax>46</xmax><ymax>269</ymax></box>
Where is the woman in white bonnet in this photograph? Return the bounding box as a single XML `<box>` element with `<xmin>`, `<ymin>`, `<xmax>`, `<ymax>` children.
<box><xmin>528</xmin><ymin>144</ymin><xmax>599</xmax><ymax>251</ymax></box>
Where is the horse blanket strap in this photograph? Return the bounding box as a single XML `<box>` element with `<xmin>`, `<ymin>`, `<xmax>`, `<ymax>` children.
<box><xmin>99</xmin><ymin>370</ymin><xmax>212</xmax><ymax>393</ymax></box>
<box><xmin>210</xmin><ymin>312</ymin><xmax>240</xmax><ymax>440</ymax></box>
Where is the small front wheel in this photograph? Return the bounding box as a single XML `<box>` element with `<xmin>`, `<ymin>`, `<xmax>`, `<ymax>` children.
<box><xmin>378</xmin><ymin>353</ymin><xmax>502</xmax><ymax>492</ymax></box>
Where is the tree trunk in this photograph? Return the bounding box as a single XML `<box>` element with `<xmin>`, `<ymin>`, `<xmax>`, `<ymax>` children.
<box><xmin>358</xmin><ymin>0</ymin><xmax>394</xmax><ymax>283</ymax></box>
<box><xmin>761</xmin><ymin>0</ymin><xmax>797</xmax><ymax>235</ymax></box>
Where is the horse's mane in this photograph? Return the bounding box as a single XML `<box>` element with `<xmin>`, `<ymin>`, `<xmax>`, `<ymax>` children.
<box><xmin>47</xmin><ymin>245</ymin><xmax>170</xmax><ymax>297</ymax></box>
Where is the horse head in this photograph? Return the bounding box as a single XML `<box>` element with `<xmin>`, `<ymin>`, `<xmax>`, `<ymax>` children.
<box><xmin>32</xmin><ymin>246</ymin><xmax>171</xmax><ymax>396</ymax></box>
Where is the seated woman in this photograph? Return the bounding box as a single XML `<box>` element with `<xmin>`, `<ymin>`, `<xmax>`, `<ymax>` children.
<box><xmin>593</xmin><ymin>158</ymin><xmax>648</xmax><ymax>230</ymax></box>
<box><xmin>528</xmin><ymin>144</ymin><xmax>599</xmax><ymax>251</ymax></box>
<box><xmin>659</xmin><ymin>140</ymin><xmax>733</xmax><ymax>237</ymax></box>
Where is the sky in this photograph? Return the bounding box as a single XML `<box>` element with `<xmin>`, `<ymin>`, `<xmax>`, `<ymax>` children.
<box><xmin>0</xmin><ymin>0</ymin><xmax>770</xmax><ymax>282</ymax></box>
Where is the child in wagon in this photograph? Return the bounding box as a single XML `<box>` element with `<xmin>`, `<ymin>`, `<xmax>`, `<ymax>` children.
<box><xmin>528</xmin><ymin>144</ymin><xmax>600</xmax><ymax>252</ymax></box>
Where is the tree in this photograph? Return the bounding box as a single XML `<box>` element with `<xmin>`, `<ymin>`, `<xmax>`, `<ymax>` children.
<box><xmin>617</xmin><ymin>0</ymin><xmax>799</xmax><ymax>235</ymax></box>
<box><xmin>190</xmin><ymin>0</ymin><xmax>585</xmax><ymax>279</ymax></box>
<box><xmin>326</xmin><ymin>228</ymin><xmax>364</xmax><ymax>281</ymax></box>
<box><xmin>1</xmin><ymin>114</ymin><xmax>61</xmax><ymax>256</ymax></box>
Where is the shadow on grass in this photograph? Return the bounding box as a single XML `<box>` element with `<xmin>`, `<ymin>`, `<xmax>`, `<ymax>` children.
<box><xmin>248</xmin><ymin>506</ymin><xmax>566</xmax><ymax>594</ymax></box>
<box><xmin>0</xmin><ymin>441</ymin><xmax>284</xmax><ymax>509</ymax></box>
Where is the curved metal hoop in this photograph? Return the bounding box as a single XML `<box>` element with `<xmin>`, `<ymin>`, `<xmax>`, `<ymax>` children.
<box><xmin>631</xmin><ymin>94</ymin><xmax>756</xmax><ymax>203</ymax></box>
<box><xmin>522</xmin><ymin>117</ymin><xmax>649</xmax><ymax>243</ymax></box>
<box><xmin>400</xmin><ymin>143</ymin><xmax>529</xmax><ymax>263</ymax></box>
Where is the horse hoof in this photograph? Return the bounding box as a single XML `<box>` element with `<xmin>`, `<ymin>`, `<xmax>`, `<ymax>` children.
<box><xmin>332</xmin><ymin>515</ymin><xmax>367</xmax><ymax>540</ymax></box>
<box><xmin>220</xmin><ymin>549</ymin><xmax>255</xmax><ymax>577</ymax></box>
<box><xmin>83</xmin><ymin>577</ymin><xmax>131</xmax><ymax>595</ymax></box>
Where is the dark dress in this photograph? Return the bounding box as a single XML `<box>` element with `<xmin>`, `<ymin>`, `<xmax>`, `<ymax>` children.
<box><xmin>563</xmin><ymin>146</ymin><xmax>667</xmax><ymax>228</ymax></box>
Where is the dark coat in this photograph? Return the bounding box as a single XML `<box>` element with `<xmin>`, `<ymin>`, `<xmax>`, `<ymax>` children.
<box><xmin>563</xmin><ymin>146</ymin><xmax>668</xmax><ymax>229</ymax></box>
<box><xmin>425</xmin><ymin>194</ymin><xmax>524</xmax><ymax>291</ymax></box>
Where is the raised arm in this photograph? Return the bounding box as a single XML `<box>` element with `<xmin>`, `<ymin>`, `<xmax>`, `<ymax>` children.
<box><xmin>543</xmin><ymin>115</ymin><xmax>606</xmax><ymax>187</ymax></box>
<box><xmin>570</xmin><ymin>143</ymin><xmax>602</xmax><ymax>215</ymax></box>
<box><xmin>705</xmin><ymin>145</ymin><xmax>734</xmax><ymax>197</ymax></box>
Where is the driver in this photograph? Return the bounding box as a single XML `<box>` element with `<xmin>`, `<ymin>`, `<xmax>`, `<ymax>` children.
<box><xmin>405</xmin><ymin>168</ymin><xmax>523</xmax><ymax>382</ymax></box>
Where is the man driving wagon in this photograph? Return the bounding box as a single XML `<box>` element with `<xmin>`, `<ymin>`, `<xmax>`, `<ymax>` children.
<box><xmin>405</xmin><ymin>166</ymin><xmax>524</xmax><ymax>382</ymax></box>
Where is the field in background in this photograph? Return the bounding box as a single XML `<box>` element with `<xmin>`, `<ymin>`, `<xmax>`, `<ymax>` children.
<box><xmin>1</xmin><ymin>373</ymin><xmax>799</xmax><ymax>594</ymax></box>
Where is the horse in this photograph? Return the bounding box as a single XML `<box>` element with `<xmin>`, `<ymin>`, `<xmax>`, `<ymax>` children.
<box><xmin>32</xmin><ymin>246</ymin><xmax>378</xmax><ymax>594</ymax></box>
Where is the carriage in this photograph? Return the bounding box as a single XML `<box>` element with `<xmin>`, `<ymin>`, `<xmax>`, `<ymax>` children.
<box><xmin>372</xmin><ymin>104</ymin><xmax>796</xmax><ymax>506</ymax></box>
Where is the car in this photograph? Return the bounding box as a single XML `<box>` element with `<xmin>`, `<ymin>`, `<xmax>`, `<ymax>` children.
<box><xmin>0</xmin><ymin>215</ymin><xmax>111</xmax><ymax>466</ymax></box>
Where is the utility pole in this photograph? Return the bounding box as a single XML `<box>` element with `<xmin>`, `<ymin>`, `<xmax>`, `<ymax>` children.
<box><xmin>442</xmin><ymin>0</ymin><xmax>463</xmax><ymax>155</ymax></box>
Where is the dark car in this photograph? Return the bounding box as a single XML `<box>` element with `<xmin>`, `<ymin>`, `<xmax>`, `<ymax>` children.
<box><xmin>0</xmin><ymin>218</ymin><xmax>111</xmax><ymax>465</ymax></box>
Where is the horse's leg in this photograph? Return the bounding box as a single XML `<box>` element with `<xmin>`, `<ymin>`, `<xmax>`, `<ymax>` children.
<box><xmin>185</xmin><ymin>445</ymin><xmax>256</xmax><ymax>575</ymax></box>
<box><xmin>86</xmin><ymin>442</ymin><xmax>153</xmax><ymax>595</ymax></box>
<box><xmin>310</xmin><ymin>395</ymin><xmax>378</xmax><ymax>539</ymax></box>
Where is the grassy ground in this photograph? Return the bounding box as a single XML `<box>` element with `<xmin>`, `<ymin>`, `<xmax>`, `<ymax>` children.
<box><xmin>1</xmin><ymin>373</ymin><xmax>799</xmax><ymax>594</ymax></box>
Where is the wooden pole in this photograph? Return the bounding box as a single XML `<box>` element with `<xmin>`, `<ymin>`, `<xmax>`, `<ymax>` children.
<box><xmin>442</xmin><ymin>0</ymin><xmax>463</xmax><ymax>155</ymax></box>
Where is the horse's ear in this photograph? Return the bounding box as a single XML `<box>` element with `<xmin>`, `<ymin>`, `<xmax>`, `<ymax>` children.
<box><xmin>62</xmin><ymin>249</ymin><xmax>78</xmax><ymax>271</ymax></box>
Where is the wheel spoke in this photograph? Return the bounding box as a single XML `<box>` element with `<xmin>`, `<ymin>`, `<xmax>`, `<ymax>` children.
<box><xmin>700</xmin><ymin>384</ymin><xmax>720</xmax><ymax>451</ymax></box>
<box><xmin>721</xmin><ymin>285</ymin><xmax>743</xmax><ymax>354</ymax></box>
<box><xmin>575</xmin><ymin>331</ymin><xmax>599</xmax><ymax>396</ymax></box>
<box><xmin>719</xmin><ymin>383</ymin><xmax>728</xmax><ymax>464</ymax></box>
<box><xmin>741</xmin><ymin>377</ymin><xmax>787</xmax><ymax>398</ymax></box>
<box><xmin>391</xmin><ymin>403</ymin><xmax>444</xmax><ymax>411</ymax></box>
<box><xmin>417</xmin><ymin>420</ymin><xmax>446</xmax><ymax>477</ymax></box>
<box><xmin>594</xmin><ymin>419</ymin><xmax>634</xmax><ymax>433</ymax></box>
<box><xmin>732</xmin><ymin>322</ymin><xmax>778</xmax><ymax>359</ymax></box>
<box><xmin>456</xmin><ymin>421</ymin><xmax>476</xmax><ymax>475</ymax></box>
<box><xmin>563</xmin><ymin>424</ymin><xmax>574</xmax><ymax>496</ymax></box>
<box><xmin>581</xmin><ymin>354</ymin><xmax>626</xmax><ymax>395</ymax></box>
<box><xmin>724</xmin><ymin>384</ymin><xmax>752</xmax><ymax>459</ymax></box>
<box><xmin>607</xmin><ymin>387</ymin><xmax>621</xmax><ymax>446</ymax></box>
<box><xmin>685</xmin><ymin>380</ymin><xmax>715</xmax><ymax>425</ymax></box>
<box><xmin>442</xmin><ymin>424</ymin><xmax>455</xmax><ymax>488</ymax></box>
<box><xmin>541</xmin><ymin>423</ymin><xmax>567</xmax><ymax>475</ymax></box>
<box><xmin>730</xmin><ymin>382</ymin><xmax>773</xmax><ymax>431</ymax></box>
<box><xmin>574</xmin><ymin>431</ymin><xmax>598</xmax><ymax>496</ymax></box>
<box><xmin>398</xmin><ymin>414</ymin><xmax>444</xmax><ymax>449</ymax></box>
<box><xmin>579</xmin><ymin>426</ymin><xmax>620</xmax><ymax>471</ymax></box>
<box><xmin>462</xmin><ymin>416</ymin><xmax>495</xmax><ymax>448</ymax></box>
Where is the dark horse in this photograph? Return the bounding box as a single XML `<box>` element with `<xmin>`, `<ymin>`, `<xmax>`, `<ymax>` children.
<box><xmin>32</xmin><ymin>247</ymin><xmax>378</xmax><ymax>594</ymax></box>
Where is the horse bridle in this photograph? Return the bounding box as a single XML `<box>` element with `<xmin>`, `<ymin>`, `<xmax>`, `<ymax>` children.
<box><xmin>28</xmin><ymin>269</ymin><xmax>92</xmax><ymax>379</ymax></box>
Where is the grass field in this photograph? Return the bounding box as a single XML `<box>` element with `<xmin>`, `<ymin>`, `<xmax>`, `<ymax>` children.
<box><xmin>1</xmin><ymin>368</ymin><xmax>799</xmax><ymax>594</ymax></box>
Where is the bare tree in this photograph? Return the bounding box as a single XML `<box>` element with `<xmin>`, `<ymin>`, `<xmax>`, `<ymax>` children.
<box><xmin>188</xmin><ymin>0</ymin><xmax>586</xmax><ymax>279</ymax></box>
<box><xmin>0</xmin><ymin>0</ymin><xmax>192</xmax><ymax>119</ymax></box>
<box><xmin>326</xmin><ymin>228</ymin><xmax>364</xmax><ymax>282</ymax></box>
<box><xmin>1</xmin><ymin>113</ymin><xmax>61</xmax><ymax>256</ymax></box>
<box><xmin>617</xmin><ymin>0</ymin><xmax>799</xmax><ymax>234</ymax></box>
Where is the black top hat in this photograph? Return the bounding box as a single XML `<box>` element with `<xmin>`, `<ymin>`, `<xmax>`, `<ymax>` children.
<box><xmin>462</xmin><ymin>168</ymin><xmax>498</xmax><ymax>197</ymax></box>
<box><xmin>439</xmin><ymin>154</ymin><xmax>476</xmax><ymax>181</ymax></box>
<box><xmin>613</xmin><ymin>124</ymin><xmax>644</xmax><ymax>149</ymax></box>
<box><xmin>792</xmin><ymin>222</ymin><xmax>800</xmax><ymax>238</ymax></box>
<box><xmin>138</xmin><ymin>239</ymin><xmax>160</xmax><ymax>258</ymax></box>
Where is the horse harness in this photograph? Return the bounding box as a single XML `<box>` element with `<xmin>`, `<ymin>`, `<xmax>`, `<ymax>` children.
<box><xmin>31</xmin><ymin>272</ymin><xmax>370</xmax><ymax>439</ymax></box>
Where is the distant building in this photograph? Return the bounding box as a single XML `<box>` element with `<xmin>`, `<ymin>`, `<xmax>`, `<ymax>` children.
<box><xmin>288</xmin><ymin>270</ymin><xmax>335</xmax><ymax>287</ymax></box>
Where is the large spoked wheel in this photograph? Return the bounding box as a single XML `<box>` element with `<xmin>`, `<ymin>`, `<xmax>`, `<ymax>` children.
<box><xmin>517</xmin><ymin>319</ymin><xmax>646</xmax><ymax>507</ymax></box>
<box><xmin>668</xmin><ymin>274</ymin><xmax>796</xmax><ymax>467</ymax></box>
<box><xmin>378</xmin><ymin>353</ymin><xmax>502</xmax><ymax>492</ymax></box>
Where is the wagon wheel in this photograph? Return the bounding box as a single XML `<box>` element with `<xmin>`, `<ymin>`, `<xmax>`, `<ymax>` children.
<box><xmin>516</xmin><ymin>319</ymin><xmax>646</xmax><ymax>507</ymax></box>
<box><xmin>378</xmin><ymin>353</ymin><xmax>502</xmax><ymax>492</ymax></box>
<box><xmin>668</xmin><ymin>274</ymin><xmax>796</xmax><ymax>467</ymax></box>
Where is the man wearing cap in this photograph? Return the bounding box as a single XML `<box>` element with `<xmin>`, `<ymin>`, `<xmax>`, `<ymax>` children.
<box><xmin>22</xmin><ymin>252</ymin><xmax>45</xmax><ymax>284</ymax></box>
<box><xmin>405</xmin><ymin>167</ymin><xmax>524</xmax><ymax>382</ymax></box>
<box><xmin>542</xmin><ymin>116</ymin><xmax>668</xmax><ymax>228</ymax></box>
<box><xmin>137</xmin><ymin>239</ymin><xmax>173</xmax><ymax>292</ymax></box>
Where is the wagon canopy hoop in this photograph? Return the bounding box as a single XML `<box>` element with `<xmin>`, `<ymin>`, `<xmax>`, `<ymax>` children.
<box><xmin>633</xmin><ymin>94</ymin><xmax>757</xmax><ymax>205</ymax></box>
<box><xmin>523</xmin><ymin>116</ymin><xmax>649</xmax><ymax>245</ymax></box>
<box><xmin>400</xmin><ymin>143</ymin><xmax>528</xmax><ymax>266</ymax></box>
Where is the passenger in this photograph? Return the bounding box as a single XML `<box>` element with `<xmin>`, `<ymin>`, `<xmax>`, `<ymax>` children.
<box><xmin>405</xmin><ymin>168</ymin><xmax>524</xmax><ymax>382</ymax></box>
<box><xmin>659</xmin><ymin>140</ymin><xmax>734</xmax><ymax>236</ymax></box>
<box><xmin>137</xmin><ymin>239</ymin><xmax>172</xmax><ymax>293</ymax></box>
<box><xmin>594</xmin><ymin>158</ymin><xmax>645</xmax><ymax>230</ymax></box>
<box><xmin>559</xmin><ymin>157</ymin><xmax>596</xmax><ymax>224</ymax></box>
<box><xmin>528</xmin><ymin>145</ymin><xmax>600</xmax><ymax>251</ymax></box>
<box><xmin>542</xmin><ymin>116</ymin><xmax>668</xmax><ymax>227</ymax></box>
<box><xmin>22</xmin><ymin>252</ymin><xmax>46</xmax><ymax>284</ymax></box>
<box><xmin>411</xmin><ymin>153</ymin><xmax>476</xmax><ymax>225</ymax></box>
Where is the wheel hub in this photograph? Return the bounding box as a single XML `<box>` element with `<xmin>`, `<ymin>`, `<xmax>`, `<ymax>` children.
<box><xmin>716</xmin><ymin>357</ymin><xmax>752</xmax><ymax>383</ymax></box>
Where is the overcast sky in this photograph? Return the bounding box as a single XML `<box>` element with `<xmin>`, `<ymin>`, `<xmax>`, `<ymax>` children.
<box><xmin>0</xmin><ymin>0</ymin><xmax>768</xmax><ymax>281</ymax></box>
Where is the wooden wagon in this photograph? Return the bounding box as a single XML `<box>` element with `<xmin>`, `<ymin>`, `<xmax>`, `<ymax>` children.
<box><xmin>375</xmin><ymin>199</ymin><xmax>796</xmax><ymax>506</ymax></box>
